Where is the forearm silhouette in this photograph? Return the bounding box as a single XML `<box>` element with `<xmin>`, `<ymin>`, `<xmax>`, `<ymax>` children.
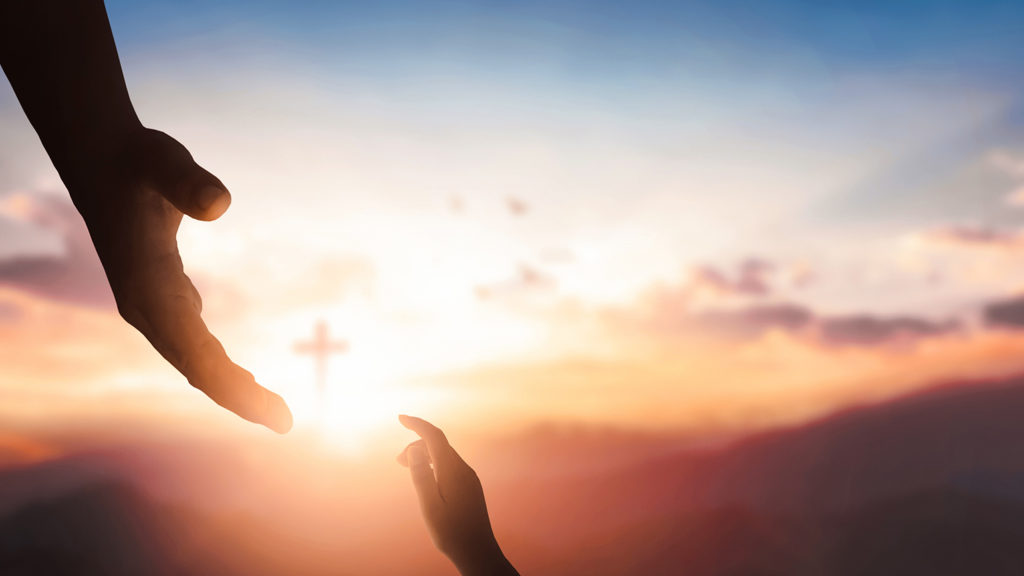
<box><xmin>398</xmin><ymin>415</ymin><xmax>520</xmax><ymax>576</ymax></box>
<box><xmin>0</xmin><ymin>1</ymin><xmax>292</xmax><ymax>433</ymax></box>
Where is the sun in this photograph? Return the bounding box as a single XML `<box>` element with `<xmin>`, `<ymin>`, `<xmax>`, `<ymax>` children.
<box><xmin>284</xmin><ymin>368</ymin><xmax>446</xmax><ymax>455</ymax></box>
<box><xmin>320</xmin><ymin>378</ymin><xmax>431</xmax><ymax>453</ymax></box>
<box><xmin>268</xmin><ymin>360</ymin><xmax>426</xmax><ymax>451</ymax></box>
<box><xmin>248</xmin><ymin>306</ymin><xmax>449</xmax><ymax>453</ymax></box>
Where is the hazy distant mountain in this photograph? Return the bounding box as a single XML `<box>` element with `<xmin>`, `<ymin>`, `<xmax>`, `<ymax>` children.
<box><xmin>6</xmin><ymin>377</ymin><xmax>1024</xmax><ymax>575</ymax></box>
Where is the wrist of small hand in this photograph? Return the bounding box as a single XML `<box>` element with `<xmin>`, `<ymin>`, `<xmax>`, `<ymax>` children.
<box><xmin>456</xmin><ymin>556</ymin><xmax>517</xmax><ymax>576</ymax></box>
<box><xmin>453</xmin><ymin>540</ymin><xmax>518</xmax><ymax>576</ymax></box>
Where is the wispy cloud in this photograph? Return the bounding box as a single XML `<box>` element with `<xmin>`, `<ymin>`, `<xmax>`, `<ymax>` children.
<box><xmin>0</xmin><ymin>194</ymin><xmax>112</xmax><ymax>309</ymax></box>
<box><xmin>620</xmin><ymin>263</ymin><xmax>961</xmax><ymax>349</ymax></box>
<box><xmin>916</xmin><ymin>225</ymin><xmax>1024</xmax><ymax>251</ymax></box>
<box><xmin>817</xmin><ymin>314</ymin><xmax>958</xmax><ymax>347</ymax></box>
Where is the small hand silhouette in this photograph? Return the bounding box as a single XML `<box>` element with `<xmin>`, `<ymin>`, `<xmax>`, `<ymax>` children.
<box><xmin>398</xmin><ymin>415</ymin><xmax>519</xmax><ymax>576</ymax></box>
<box><xmin>77</xmin><ymin>128</ymin><xmax>292</xmax><ymax>433</ymax></box>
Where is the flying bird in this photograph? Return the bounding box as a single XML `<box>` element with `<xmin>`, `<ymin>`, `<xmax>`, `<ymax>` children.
<box><xmin>506</xmin><ymin>196</ymin><xmax>528</xmax><ymax>216</ymax></box>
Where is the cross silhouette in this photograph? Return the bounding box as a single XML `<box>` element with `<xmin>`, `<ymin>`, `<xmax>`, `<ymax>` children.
<box><xmin>295</xmin><ymin>320</ymin><xmax>348</xmax><ymax>418</ymax></box>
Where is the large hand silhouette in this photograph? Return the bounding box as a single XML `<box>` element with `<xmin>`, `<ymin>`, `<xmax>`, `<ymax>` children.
<box><xmin>1</xmin><ymin>0</ymin><xmax>291</xmax><ymax>433</ymax></box>
<box><xmin>398</xmin><ymin>415</ymin><xmax>519</xmax><ymax>576</ymax></box>
<box><xmin>79</xmin><ymin>128</ymin><xmax>292</xmax><ymax>433</ymax></box>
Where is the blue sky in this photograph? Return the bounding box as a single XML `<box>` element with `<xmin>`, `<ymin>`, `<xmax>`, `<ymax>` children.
<box><xmin>4</xmin><ymin>0</ymin><xmax>1022</xmax><ymax>310</ymax></box>
<box><xmin>4</xmin><ymin>0</ymin><xmax>1024</xmax><ymax>432</ymax></box>
<box><xmin>103</xmin><ymin>0</ymin><xmax>1024</xmax><ymax>78</ymax></box>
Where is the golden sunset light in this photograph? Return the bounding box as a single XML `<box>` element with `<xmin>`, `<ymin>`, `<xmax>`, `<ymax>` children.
<box><xmin>5</xmin><ymin>1</ymin><xmax>1024</xmax><ymax>574</ymax></box>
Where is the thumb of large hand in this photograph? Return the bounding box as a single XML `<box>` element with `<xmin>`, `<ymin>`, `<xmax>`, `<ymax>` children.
<box><xmin>130</xmin><ymin>129</ymin><xmax>231</xmax><ymax>221</ymax></box>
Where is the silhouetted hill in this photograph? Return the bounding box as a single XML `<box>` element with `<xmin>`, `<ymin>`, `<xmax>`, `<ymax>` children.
<box><xmin>490</xmin><ymin>377</ymin><xmax>1024</xmax><ymax>574</ymax></box>
<box><xmin>0</xmin><ymin>454</ymin><xmax>117</xmax><ymax>516</ymax></box>
<box><xmin>0</xmin><ymin>482</ymin><xmax>188</xmax><ymax>576</ymax></box>
<box><xmin>825</xmin><ymin>490</ymin><xmax>1024</xmax><ymax>576</ymax></box>
<box><xmin>694</xmin><ymin>377</ymin><xmax>1024</xmax><ymax>512</ymax></box>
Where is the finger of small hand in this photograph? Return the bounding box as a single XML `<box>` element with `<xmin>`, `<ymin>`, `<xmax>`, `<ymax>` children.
<box><xmin>399</xmin><ymin>414</ymin><xmax>448</xmax><ymax>445</ymax></box>
<box><xmin>397</xmin><ymin>439</ymin><xmax>428</xmax><ymax>467</ymax></box>
<box><xmin>407</xmin><ymin>444</ymin><xmax>443</xmax><ymax>512</ymax></box>
<box><xmin>399</xmin><ymin>414</ymin><xmax>461</xmax><ymax>470</ymax></box>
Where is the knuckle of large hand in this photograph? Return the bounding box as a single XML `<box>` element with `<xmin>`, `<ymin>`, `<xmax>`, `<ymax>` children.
<box><xmin>115</xmin><ymin>298</ymin><xmax>141</xmax><ymax>326</ymax></box>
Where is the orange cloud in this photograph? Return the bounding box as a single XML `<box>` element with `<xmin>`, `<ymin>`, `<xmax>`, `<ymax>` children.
<box><xmin>0</xmin><ymin>288</ymin><xmax>161</xmax><ymax>391</ymax></box>
<box><xmin>0</xmin><ymin>432</ymin><xmax>60</xmax><ymax>468</ymax></box>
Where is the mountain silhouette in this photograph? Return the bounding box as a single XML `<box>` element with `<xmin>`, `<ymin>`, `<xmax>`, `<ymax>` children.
<box><xmin>490</xmin><ymin>377</ymin><xmax>1024</xmax><ymax>575</ymax></box>
<box><xmin>0</xmin><ymin>482</ymin><xmax>190</xmax><ymax>576</ymax></box>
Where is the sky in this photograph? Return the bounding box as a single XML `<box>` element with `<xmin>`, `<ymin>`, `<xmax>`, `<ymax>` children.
<box><xmin>3</xmin><ymin>0</ymin><xmax>1024</xmax><ymax>452</ymax></box>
